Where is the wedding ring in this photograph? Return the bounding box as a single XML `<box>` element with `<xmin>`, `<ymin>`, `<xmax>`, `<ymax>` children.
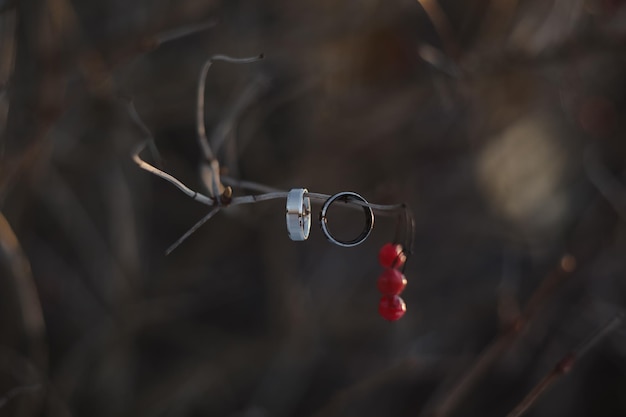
<box><xmin>319</xmin><ymin>192</ymin><xmax>374</xmax><ymax>247</ymax></box>
<box><xmin>286</xmin><ymin>188</ymin><xmax>311</xmax><ymax>241</ymax></box>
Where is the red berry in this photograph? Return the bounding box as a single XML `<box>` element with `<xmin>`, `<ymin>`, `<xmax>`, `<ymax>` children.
<box><xmin>378</xmin><ymin>243</ymin><xmax>406</xmax><ymax>269</ymax></box>
<box><xmin>378</xmin><ymin>295</ymin><xmax>406</xmax><ymax>321</ymax></box>
<box><xmin>377</xmin><ymin>268</ymin><xmax>407</xmax><ymax>295</ymax></box>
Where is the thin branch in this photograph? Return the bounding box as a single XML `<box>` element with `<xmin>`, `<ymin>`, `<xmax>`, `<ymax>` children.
<box><xmin>126</xmin><ymin>100</ymin><xmax>163</xmax><ymax>167</ymax></box>
<box><xmin>132</xmin><ymin>58</ymin><xmax>413</xmax><ymax>251</ymax></box>
<box><xmin>421</xmin><ymin>254</ymin><xmax>578</xmax><ymax>417</ymax></box>
<box><xmin>221</xmin><ymin>175</ymin><xmax>284</xmax><ymax>194</ymax></box>
<box><xmin>133</xmin><ymin>141</ymin><xmax>408</xmax><ymax>215</ymax></box>
<box><xmin>154</xmin><ymin>19</ymin><xmax>218</xmax><ymax>45</ymax></box>
<box><xmin>196</xmin><ymin>54</ymin><xmax>263</xmax><ymax>162</ymax></box>
<box><xmin>132</xmin><ymin>141</ymin><xmax>214</xmax><ymax>206</ymax></box>
<box><xmin>506</xmin><ymin>314</ymin><xmax>623</xmax><ymax>417</ymax></box>
<box><xmin>574</xmin><ymin>313</ymin><xmax>623</xmax><ymax>358</ymax></box>
<box><xmin>195</xmin><ymin>54</ymin><xmax>263</xmax><ymax>198</ymax></box>
<box><xmin>415</xmin><ymin>0</ymin><xmax>459</xmax><ymax>61</ymax></box>
<box><xmin>0</xmin><ymin>212</ymin><xmax>47</xmax><ymax>369</ymax></box>
<box><xmin>209</xmin><ymin>75</ymin><xmax>268</xmax><ymax>157</ymax></box>
<box><xmin>165</xmin><ymin>207</ymin><xmax>221</xmax><ymax>255</ymax></box>
<box><xmin>134</xmin><ymin>140</ymin><xmax>414</xmax><ymax>253</ymax></box>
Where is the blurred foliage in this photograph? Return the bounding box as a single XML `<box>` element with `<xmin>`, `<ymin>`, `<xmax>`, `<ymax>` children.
<box><xmin>1</xmin><ymin>0</ymin><xmax>626</xmax><ymax>416</ymax></box>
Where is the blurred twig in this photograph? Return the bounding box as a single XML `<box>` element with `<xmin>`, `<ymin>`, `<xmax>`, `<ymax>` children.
<box><xmin>415</xmin><ymin>0</ymin><xmax>459</xmax><ymax>60</ymax></box>
<box><xmin>196</xmin><ymin>54</ymin><xmax>263</xmax><ymax>198</ymax></box>
<box><xmin>506</xmin><ymin>314</ymin><xmax>624</xmax><ymax>417</ymax></box>
<box><xmin>165</xmin><ymin>207</ymin><xmax>220</xmax><ymax>255</ymax></box>
<box><xmin>134</xmin><ymin>142</ymin><xmax>407</xmax><ymax>212</ymax></box>
<box><xmin>421</xmin><ymin>254</ymin><xmax>578</xmax><ymax>417</ymax></box>
<box><xmin>196</xmin><ymin>54</ymin><xmax>263</xmax><ymax>162</ymax></box>
<box><xmin>154</xmin><ymin>19</ymin><xmax>218</xmax><ymax>45</ymax></box>
<box><xmin>41</xmin><ymin>169</ymin><xmax>132</xmax><ymax>307</ymax></box>
<box><xmin>0</xmin><ymin>212</ymin><xmax>47</xmax><ymax>369</ymax></box>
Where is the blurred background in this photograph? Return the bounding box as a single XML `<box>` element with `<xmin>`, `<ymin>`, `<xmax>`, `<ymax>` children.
<box><xmin>2</xmin><ymin>0</ymin><xmax>626</xmax><ymax>416</ymax></box>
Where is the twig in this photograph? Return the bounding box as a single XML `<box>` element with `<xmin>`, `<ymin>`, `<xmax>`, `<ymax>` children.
<box><xmin>196</xmin><ymin>54</ymin><xmax>263</xmax><ymax>162</ymax></box>
<box><xmin>221</xmin><ymin>176</ymin><xmax>284</xmax><ymax>194</ymax></box>
<box><xmin>41</xmin><ymin>169</ymin><xmax>132</xmax><ymax>308</ymax></box>
<box><xmin>417</xmin><ymin>43</ymin><xmax>460</xmax><ymax>77</ymax></box>
<box><xmin>208</xmin><ymin>75</ymin><xmax>269</xmax><ymax>157</ymax></box>
<box><xmin>130</xmin><ymin>48</ymin><xmax>413</xmax><ymax>253</ymax></box>
<box><xmin>132</xmin><ymin>141</ymin><xmax>214</xmax><ymax>206</ymax></box>
<box><xmin>133</xmin><ymin>142</ymin><xmax>408</xmax><ymax>214</ymax></box>
<box><xmin>126</xmin><ymin>100</ymin><xmax>163</xmax><ymax>167</ymax></box>
<box><xmin>196</xmin><ymin>54</ymin><xmax>263</xmax><ymax>198</ymax></box>
<box><xmin>0</xmin><ymin>212</ymin><xmax>47</xmax><ymax>369</ymax></box>
<box><xmin>415</xmin><ymin>0</ymin><xmax>459</xmax><ymax>61</ymax></box>
<box><xmin>506</xmin><ymin>314</ymin><xmax>623</xmax><ymax>417</ymax></box>
<box><xmin>154</xmin><ymin>19</ymin><xmax>218</xmax><ymax>45</ymax></box>
<box><xmin>165</xmin><ymin>207</ymin><xmax>220</xmax><ymax>255</ymax></box>
<box><xmin>421</xmin><ymin>254</ymin><xmax>577</xmax><ymax>417</ymax></box>
<box><xmin>133</xmin><ymin>139</ymin><xmax>410</xmax><ymax>253</ymax></box>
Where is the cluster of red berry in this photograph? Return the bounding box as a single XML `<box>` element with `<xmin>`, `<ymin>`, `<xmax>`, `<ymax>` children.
<box><xmin>377</xmin><ymin>243</ymin><xmax>408</xmax><ymax>321</ymax></box>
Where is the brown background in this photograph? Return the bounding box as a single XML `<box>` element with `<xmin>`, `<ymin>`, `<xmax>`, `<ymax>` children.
<box><xmin>2</xmin><ymin>0</ymin><xmax>626</xmax><ymax>416</ymax></box>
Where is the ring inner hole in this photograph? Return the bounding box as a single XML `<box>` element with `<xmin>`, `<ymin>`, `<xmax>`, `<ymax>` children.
<box><xmin>324</xmin><ymin>198</ymin><xmax>369</xmax><ymax>241</ymax></box>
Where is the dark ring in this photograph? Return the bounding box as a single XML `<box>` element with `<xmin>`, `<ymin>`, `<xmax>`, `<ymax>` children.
<box><xmin>319</xmin><ymin>192</ymin><xmax>374</xmax><ymax>247</ymax></box>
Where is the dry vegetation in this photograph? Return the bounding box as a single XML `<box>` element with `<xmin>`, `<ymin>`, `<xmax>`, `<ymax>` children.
<box><xmin>1</xmin><ymin>0</ymin><xmax>626</xmax><ymax>416</ymax></box>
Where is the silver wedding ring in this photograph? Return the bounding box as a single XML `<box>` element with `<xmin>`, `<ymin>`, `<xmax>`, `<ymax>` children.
<box><xmin>319</xmin><ymin>192</ymin><xmax>374</xmax><ymax>247</ymax></box>
<box><xmin>286</xmin><ymin>188</ymin><xmax>311</xmax><ymax>241</ymax></box>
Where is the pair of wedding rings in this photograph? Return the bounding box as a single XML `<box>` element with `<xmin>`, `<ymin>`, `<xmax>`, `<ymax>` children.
<box><xmin>286</xmin><ymin>189</ymin><xmax>374</xmax><ymax>247</ymax></box>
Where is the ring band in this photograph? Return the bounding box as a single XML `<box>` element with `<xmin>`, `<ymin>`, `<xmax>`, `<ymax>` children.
<box><xmin>319</xmin><ymin>192</ymin><xmax>374</xmax><ymax>247</ymax></box>
<box><xmin>286</xmin><ymin>188</ymin><xmax>311</xmax><ymax>241</ymax></box>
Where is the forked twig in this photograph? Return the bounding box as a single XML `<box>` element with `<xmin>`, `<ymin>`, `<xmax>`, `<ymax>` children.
<box><xmin>195</xmin><ymin>54</ymin><xmax>263</xmax><ymax>199</ymax></box>
<box><xmin>506</xmin><ymin>313</ymin><xmax>623</xmax><ymax>417</ymax></box>
<box><xmin>0</xmin><ymin>212</ymin><xmax>47</xmax><ymax>368</ymax></box>
<box><xmin>154</xmin><ymin>19</ymin><xmax>218</xmax><ymax>45</ymax></box>
<box><xmin>133</xmin><ymin>140</ymin><xmax>408</xmax><ymax>214</ymax></box>
<box><xmin>131</xmin><ymin>53</ymin><xmax>412</xmax><ymax>254</ymax></box>
<box><xmin>133</xmin><ymin>141</ymin><xmax>408</xmax><ymax>253</ymax></box>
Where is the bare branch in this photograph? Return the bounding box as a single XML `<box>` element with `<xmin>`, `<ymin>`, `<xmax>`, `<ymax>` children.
<box><xmin>165</xmin><ymin>207</ymin><xmax>221</xmax><ymax>255</ymax></box>
<box><xmin>506</xmin><ymin>314</ymin><xmax>623</xmax><ymax>417</ymax></box>
<box><xmin>133</xmin><ymin>141</ymin><xmax>408</xmax><ymax>215</ymax></box>
<box><xmin>196</xmin><ymin>54</ymin><xmax>264</xmax><ymax>162</ymax></box>
<box><xmin>154</xmin><ymin>19</ymin><xmax>218</xmax><ymax>45</ymax></box>
<box><xmin>415</xmin><ymin>0</ymin><xmax>459</xmax><ymax>61</ymax></box>
<box><xmin>421</xmin><ymin>254</ymin><xmax>578</xmax><ymax>417</ymax></box>
<box><xmin>195</xmin><ymin>54</ymin><xmax>263</xmax><ymax>198</ymax></box>
<box><xmin>132</xmin><ymin>141</ymin><xmax>215</xmax><ymax>206</ymax></box>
